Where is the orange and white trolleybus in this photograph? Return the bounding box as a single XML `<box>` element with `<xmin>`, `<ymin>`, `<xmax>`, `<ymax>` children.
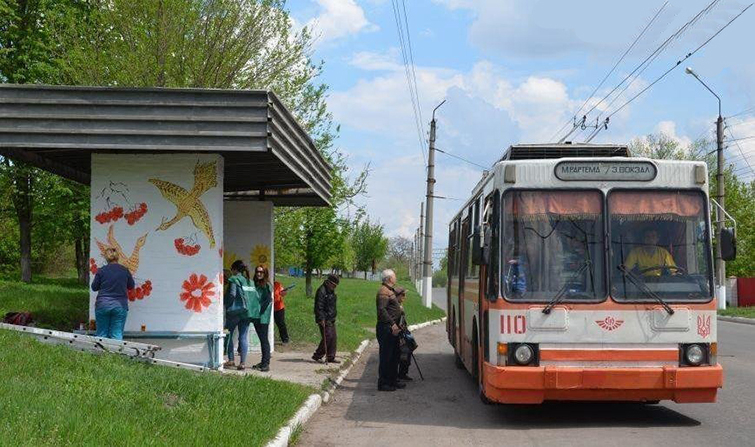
<box><xmin>447</xmin><ymin>144</ymin><xmax>730</xmax><ymax>404</ymax></box>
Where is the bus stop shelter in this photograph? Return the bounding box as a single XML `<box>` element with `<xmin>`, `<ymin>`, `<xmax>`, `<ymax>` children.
<box><xmin>0</xmin><ymin>84</ymin><xmax>331</xmax><ymax>368</ymax></box>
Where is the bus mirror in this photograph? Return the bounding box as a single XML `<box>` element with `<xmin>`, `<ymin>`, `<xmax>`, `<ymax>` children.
<box><xmin>721</xmin><ymin>228</ymin><xmax>736</xmax><ymax>261</ymax></box>
<box><xmin>472</xmin><ymin>226</ymin><xmax>484</xmax><ymax>265</ymax></box>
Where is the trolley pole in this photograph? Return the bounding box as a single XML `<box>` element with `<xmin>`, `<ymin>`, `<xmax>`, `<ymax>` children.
<box><xmin>422</xmin><ymin>100</ymin><xmax>445</xmax><ymax>308</ymax></box>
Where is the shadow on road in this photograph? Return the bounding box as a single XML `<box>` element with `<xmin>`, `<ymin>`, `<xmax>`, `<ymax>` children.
<box><xmin>342</xmin><ymin>349</ymin><xmax>701</xmax><ymax>430</ymax></box>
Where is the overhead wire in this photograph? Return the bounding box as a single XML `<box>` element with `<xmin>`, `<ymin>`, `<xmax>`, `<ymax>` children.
<box><xmin>552</xmin><ymin>1</ymin><xmax>669</xmax><ymax>143</ymax></box>
<box><xmin>595</xmin><ymin>3</ymin><xmax>753</xmax><ymax>142</ymax></box>
<box><xmin>726</xmin><ymin>106</ymin><xmax>755</xmax><ymax>119</ymax></box>
<box><xmin>390</xmin><ymin>0</ymin><xmax>426</xmax><ymax>165</ymax></box>
<box><xmin>434</xmin><ymin>147</ymin><xmax>488</xmax><ymax>170</ymax></box>
<box><xmin>568</xmin><ymin>0</ymin><xmax>723</xmax><ymax>144</ymax></box>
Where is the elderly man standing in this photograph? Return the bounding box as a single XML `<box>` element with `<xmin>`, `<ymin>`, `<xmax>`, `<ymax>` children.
<box><xmin>312</xmin><ymin>274</ymin><xmax>340</xmax><ymax>364</ymax></box>
<box><xmin>376</xmin><ymin>269</ymin><xmax>405</xmax><ymax>391</ymax></box>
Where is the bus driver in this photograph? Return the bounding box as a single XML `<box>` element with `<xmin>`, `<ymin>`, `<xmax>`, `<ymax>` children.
<box><xmin>625</xmin><ymin>228</ymin><xmax>677</xmax><ymax>277</ymax></box>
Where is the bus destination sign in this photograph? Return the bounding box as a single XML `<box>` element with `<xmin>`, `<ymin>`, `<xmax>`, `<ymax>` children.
<box><xmin>555</xmin><ymin>161</ymin><xmax>657</xmax><ymax>181</ymax></box>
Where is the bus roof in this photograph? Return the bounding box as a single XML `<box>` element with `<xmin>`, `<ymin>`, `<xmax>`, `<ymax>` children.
<box><xmin>500</xmin><ymin>143</ymin><xmax>629</xmax><ymax>161</ymax></box>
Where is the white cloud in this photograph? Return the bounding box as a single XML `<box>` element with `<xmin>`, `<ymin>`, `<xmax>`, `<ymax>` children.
<box><xmin>654</xmin><ymin>120</ymin><xmax>693</xmax><ymax>147</ymax></box>
<box><xmin>349</xmin><ymin>48</ymin><xmax>402</xmax><ymax>71</ymax></box>
<box><xmin>306</xmin><ymin>0</ymin><xmax>378</xmax><ymax>46</ymax></box>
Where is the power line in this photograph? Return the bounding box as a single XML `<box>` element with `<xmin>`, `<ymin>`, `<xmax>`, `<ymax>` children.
<box><xmin>390</xmin><ymin>0</ymin><xmax>426</xmax><ymax>165</ymax></box>
<box><xmin>435</xmin><ymin>147</ymin><xmax>488</xmax><ymax>170</ymax></box>
<box><xmin>568</xmin><ymin>0</ymin><xmax>722</xmax><ymax>143</ymax></box>
<box><xmin>726</xmin><ymin>106</ymin><xmax>755</xmax><ymax>119</ymax></box>
<box><xmin>605</xmin><ymin>3</ymin><xmax>752</xmax><ymax>121</ymax></box>
<box><xmin>552</xmin><ymin>1</ymin><xmax>669</xmax><ymax>142</ymax></box>
<box><xmin>401</xmin><ymin>0</ymin><xmax>424</xmax><ymax>133</ymax></box>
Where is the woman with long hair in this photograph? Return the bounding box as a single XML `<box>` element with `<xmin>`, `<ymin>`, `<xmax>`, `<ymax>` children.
<box><xmin>250</xmin><ymin>265</ymin><xmax>273</xmax><ymax>371</ymax></box>
<box><xmin>224</xmin><ymin>260</ymin><xmax>253</xmax><ymax>370</ymax></box>
<box><xmin>91</xmin><ymin>248</ymin><xmax>135</xmax><ymax>340</ymax></box>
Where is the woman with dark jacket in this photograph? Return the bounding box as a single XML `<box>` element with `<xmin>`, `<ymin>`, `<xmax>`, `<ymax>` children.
<box><xmin>91</xmin><ymin>248</ymin><xmax>135</xmax><ymax>340</ymax></box>
<box><xmin>224</xmin><ymin>260</ymin><xmax>253</xmax><ymax>370</ymax></box>
<box><xmin>250</xmin><ymin>265</ymin><xmax>273</xmax><ymax>371</ymax></box>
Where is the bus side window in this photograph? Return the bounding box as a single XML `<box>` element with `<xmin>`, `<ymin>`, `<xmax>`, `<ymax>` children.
<box><xmin>486</xmin><ymin>190</ymin><xmax>500</xmax><ymax>301</ymax></box>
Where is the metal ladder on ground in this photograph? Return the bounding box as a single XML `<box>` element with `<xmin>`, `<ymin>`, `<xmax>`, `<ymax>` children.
<box><xmin>0</xmin><ymin>323</ymin><xmax>212</xmax><ymax>372</ymax></box>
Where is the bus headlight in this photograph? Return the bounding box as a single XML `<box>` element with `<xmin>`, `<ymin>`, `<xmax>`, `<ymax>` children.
<box><xmin>513</xmin><ymin>344</ymin><xmax>534</xmax><ymax>365</ymax></box>
<box><xmin>685</xmin><ymin>344</ymin><xmax>705</xmax><ymax>366</ymax></box>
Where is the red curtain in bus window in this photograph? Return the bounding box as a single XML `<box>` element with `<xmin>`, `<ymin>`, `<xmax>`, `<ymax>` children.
<box><xmin>513</xmin><ymin>191</ymin><xmax>601</xmax><ymax>219</ymax></box>
<box><xmin>609</xmin><ymin>191</ymin><xmax>703</xmax><ymax>218</ymax></box>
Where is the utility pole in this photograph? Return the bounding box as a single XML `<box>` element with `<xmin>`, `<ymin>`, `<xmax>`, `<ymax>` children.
<box><xmin>422</xmin><ymin>100</ymin><xmax>446</xmax><ymax>308</ymax></box>
<box><xmin>419</xmin><ymin>202</ymin><xmax>425</xmax><ymax>296</ymax></box>
<box><xmin>716</xmin><ymin>113</ymin><xmax>726</xmax><ymax>309</ymax></box>
<box><xmin>686</xmin><ymin>67</ymin><xmax>726</xmax><ymax>309</ymax></box>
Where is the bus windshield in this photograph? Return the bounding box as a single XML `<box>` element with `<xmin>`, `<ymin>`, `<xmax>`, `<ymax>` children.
<box><xmin>609</xmin><ymin>190</ymin><xmax>713</xmax><ymax>302</ymax></box>
<box><xmin>502</xmin><ymin>190</ymin><xmax>606</xmax><ymax>302</ymax></box>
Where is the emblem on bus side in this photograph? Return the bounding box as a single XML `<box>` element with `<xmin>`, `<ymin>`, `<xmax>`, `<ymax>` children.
<box><xmin>595</xmin><ymin>316</ymin><xmax>624</xmax><ymax>331</ymax></box>
<box><xmin>697</xmin><ymin>315</ymin><xmax>711</xmax><ymax>338</ymax></box>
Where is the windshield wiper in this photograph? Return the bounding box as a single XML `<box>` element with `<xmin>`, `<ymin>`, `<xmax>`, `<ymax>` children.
<box><xmin>617</xmin><ymin>264</ymin><xmax>674</xmax><ymax>315</ymax></box>
<box><xmin>542</xmin><ymin>260</ymin><xmax>592</xmax><ymax>314</ymax></box>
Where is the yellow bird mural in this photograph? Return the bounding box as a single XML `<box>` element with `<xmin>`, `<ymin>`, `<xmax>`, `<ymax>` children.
<box><xmin>95</xmin><ymin>225</ymin><xmax>148</xmax><ymax>274</ymax></box>
<box><xmin>149</xmin><ymin>161</ymin><xmax>218</xmax><ymax>248</ymax></box>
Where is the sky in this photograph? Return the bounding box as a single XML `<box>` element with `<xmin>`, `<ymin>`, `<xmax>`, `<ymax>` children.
<box><xmin>289</xmin><ymin>0</ymin><xmax>755</xmax><ymax>255</ymax></box>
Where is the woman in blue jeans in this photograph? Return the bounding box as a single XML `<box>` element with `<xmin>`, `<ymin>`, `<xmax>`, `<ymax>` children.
<box><xmin>91</xmin><ymin>248</ymin><xmax>135</xmax><ymax>340</ymax></box>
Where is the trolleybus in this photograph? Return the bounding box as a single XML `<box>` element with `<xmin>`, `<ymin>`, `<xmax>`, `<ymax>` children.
<box><xmin>447</xmin><ymin>144</ymin><xmax>733</xmax><ymax>404</ymax></box>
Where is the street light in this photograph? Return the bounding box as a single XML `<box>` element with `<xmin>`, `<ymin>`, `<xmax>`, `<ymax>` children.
<box><xmin>685</xmin><ymin>66</ymin><xmax>726</xmax><ymax>310</ymax></box>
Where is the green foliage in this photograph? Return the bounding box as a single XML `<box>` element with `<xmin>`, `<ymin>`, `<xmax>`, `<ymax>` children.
<box><xmin>629</xmin><ymin>132</ymin><xmax>755</xmax><ymax>277</ymax></box>
<box><xmin>719</xmin><ymin>307</ymin><xmax>755</xmax><ymax>318</ymax></box>
<box><xmin>0</xmin><ymin>329</ymin><xmax>311</xmax><ymax>446</ymax></box>
<box><xmin>433</xmin><ymin>252</ymin><xmax>448</xmax><ymax>288</ymax></box>
<box><xmin>352</xmin><ymin>219</ymin><xmax>388</xmax><ymax>276</ymax></box>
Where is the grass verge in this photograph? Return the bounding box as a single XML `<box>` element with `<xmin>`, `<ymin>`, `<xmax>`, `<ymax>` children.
<box><xmin>276</xmin><ymin>276</ymin><xmax>446</xmax><ymax>351</ymax></box>
<box><xmin>0</xmin><ymin>330</ymin><xmax>311</xmax><ymax>446</ymax></box>
<box><xmin>718</xmin><ymin>307</ymin><xmax>755</xmax><ymax>318</ymax></box>
<box><xmin>0</xmin><ymin>277</ymin><xmax>88</xmax><ymax>330</ymax></box>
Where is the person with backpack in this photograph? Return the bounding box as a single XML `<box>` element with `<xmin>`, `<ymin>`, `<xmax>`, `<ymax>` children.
<box><xmin>91</xmin><ymin>247</ymin><xmax>135</xmax><ymax>340</ymax></box>
<box><xmin>224</xmin><ymin>260</ymin><xmax>253</xmax><ymax>370</ymax></box>
<box><xmin>249</xmin><ymin>265</ymin><xmax>273</xmax><ymax>371</ymax></box>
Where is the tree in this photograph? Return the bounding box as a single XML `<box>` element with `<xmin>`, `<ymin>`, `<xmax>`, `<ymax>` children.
<box><xmin>0</xmin><ymin>0</ymin><xmax>90</xmax><ymax>282</ymax></box>
<box><xmin>629</xmin><ymin>132</ymin><xmax>755</xmax><ymax>278</ymax></box>
<box><xmin>381</xmin><ymin>236</ymin><xmax>413</xmax><ymax>280</ymax></box>
<box><xmin>433</xmin><ymin>252</ymin><xmax>448</xmax><ymax>288</ymax></box>
<box><xmin>352</xmin><ymin>219</ymin><xmax>388</xmax><ymax>279</ymax></box>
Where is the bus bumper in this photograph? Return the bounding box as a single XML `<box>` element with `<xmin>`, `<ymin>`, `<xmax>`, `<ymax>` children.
<box><xmin>482</xmin><ymin>363</ymin><xmax>723</xmax><ymax>404</ymax></box>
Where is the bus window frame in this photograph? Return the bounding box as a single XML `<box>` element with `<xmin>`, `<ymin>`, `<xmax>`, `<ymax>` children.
<box><xmin>484</xmin><ymin>189</ymin><xmax>501</xmax><ymax>302</ymax></box>
<box><xmin>500</xmin><ymin>187</ymin><xmax>609</xmax><ymax>304</ymax></box>
<box><xmin>607</xmin><ymin>187</ymin><xmax>714</xmax><ymax>304</ymax></box>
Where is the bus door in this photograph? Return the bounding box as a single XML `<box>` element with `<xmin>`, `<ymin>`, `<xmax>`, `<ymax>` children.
<box><xmin>458</xmin><ymin>217</ymin><xmax>470</xmax><ymax>364</ymax></box>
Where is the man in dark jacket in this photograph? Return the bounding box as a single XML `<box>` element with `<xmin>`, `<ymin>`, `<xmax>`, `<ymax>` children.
<box><xmin>376</xmin><ymin>269</ymin><xmax>404</xmax><ymax>391</ymax></box>
<box><xmin>312</xmin><ymin>274</ymin><xmax>340</xmax><ymax>363</ymax></box>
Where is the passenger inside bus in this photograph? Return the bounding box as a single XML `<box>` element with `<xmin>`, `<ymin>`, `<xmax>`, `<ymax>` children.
<box><xmin>624</xmin><ymin>228</ymin><xmax>677</xmax><ymax>276</ymax></box>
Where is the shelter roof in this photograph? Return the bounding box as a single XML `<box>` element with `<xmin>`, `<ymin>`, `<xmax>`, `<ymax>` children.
<box><xmin>0</xmin><ymin>85</ymin><xmax>331</xmax><ymax>206</ymax></box>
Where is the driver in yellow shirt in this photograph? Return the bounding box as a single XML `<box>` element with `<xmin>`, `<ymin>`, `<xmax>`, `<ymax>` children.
<box><xmin>625</xmin><ymin>228</ymin><xmax>677</xmax><ymax>276</ymax></box>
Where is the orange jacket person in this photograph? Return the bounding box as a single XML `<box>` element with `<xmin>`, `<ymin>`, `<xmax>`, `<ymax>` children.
<box><xmin>273</xmin><ymin>281</ymin><xmax>290</xmax><ymax>344</ymax></box>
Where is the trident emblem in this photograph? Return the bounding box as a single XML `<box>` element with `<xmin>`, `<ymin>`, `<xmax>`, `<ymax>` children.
<box><xmin>697</xmin><ymin>315</ymin><xmax>711</xmax><ymax>338</ymax></box>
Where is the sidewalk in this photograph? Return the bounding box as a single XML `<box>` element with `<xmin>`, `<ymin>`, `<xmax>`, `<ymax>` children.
<box><xmin>221</xmin><ymin>344</ymin><xmax>351</xmax><ymax>389</ymax></box>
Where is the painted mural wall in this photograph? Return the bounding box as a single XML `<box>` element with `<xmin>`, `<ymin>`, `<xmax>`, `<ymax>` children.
<box><xmin>223</xmin><ymin>201</ymin><xmax>275</xmax><ymax>350</ymax></box>
<box><xmin>89</xmin><ymin>153</ymin><xmax>225</xmax><ymax>334</ymax></box>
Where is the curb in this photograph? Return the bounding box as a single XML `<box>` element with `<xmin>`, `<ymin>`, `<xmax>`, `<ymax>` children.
<box><xmin>718</xmin><ymin>315</ymin><xmax>755</xmax><ymax>326</ymax></box>
<box><xmin>265</xmin><ymin>316</ymin><xmax>446</xmax><ymax>447</ymax></box>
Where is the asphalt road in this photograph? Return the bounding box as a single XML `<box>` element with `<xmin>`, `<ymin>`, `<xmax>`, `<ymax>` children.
<box><xmin>299</xmin><ymin>312</ymin><xmax>755</xmax><ymax>446</ymax></box>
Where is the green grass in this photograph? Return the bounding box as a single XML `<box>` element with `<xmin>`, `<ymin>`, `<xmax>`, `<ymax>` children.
<box><xmin>277</xmin><ymin>276</ymin><xmax>446</xmax><ymax>351</ymax></box>
<box><xmin>719</xmin><ymin>307</ymin><xmax>755</xmax><ymax>318</ymax></box>
<box><xmin>0</xmin><ymin>330</ymin><xmax>311</xmax><ymax>446</ymax></box>
<box><xmin>0</xmin><ymin>277</ymin><xmax>88</xmax><ymax>330</ymax></box>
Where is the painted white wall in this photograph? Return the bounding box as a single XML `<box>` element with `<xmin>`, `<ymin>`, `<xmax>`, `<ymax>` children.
<box><xmin>223</xmin><ymin>201</ymin><xmax>275</xmax><ymax>352</ymax></box>
<box><xmin>89</xmin><ymin>153</ymin><xmax>224</xmax><ymax>334</ymax></box>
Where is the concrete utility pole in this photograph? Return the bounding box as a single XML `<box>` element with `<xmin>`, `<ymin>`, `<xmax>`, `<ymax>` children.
<box><xmin>686</xmin><ymin>67</ymin><xmax>726</xmax><ymax>309</ymax></box>
<box><xmin>422</xmin><ymin>100</ymin><xmax>445</xmax><ymax>308</ymax></box>
<box><xmin>418</xmin><ymin>202</ymin><xmax>425</xmax><ymax>296</ymax></box>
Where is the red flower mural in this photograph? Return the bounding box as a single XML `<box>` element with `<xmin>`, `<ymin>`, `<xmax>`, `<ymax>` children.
<box><xmin>180</xmin><ymin>273</ymin><xmax>216</xmax><ymax>313</ymax></box>
<box><xmin>127</xmin><ymin>280</ymin><xmax>152</xmax><ymax>302</ymax></box>
<box><xmin>89</xmin><ymin>258</ymin><xmax>98</xmax><ymax>275</ymax></box>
